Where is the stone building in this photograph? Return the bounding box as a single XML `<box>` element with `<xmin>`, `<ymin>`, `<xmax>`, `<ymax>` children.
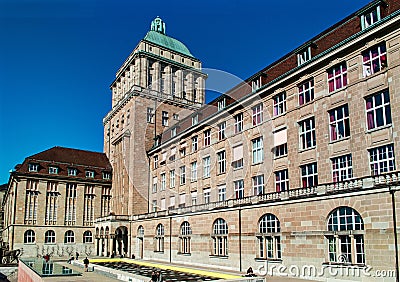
<box><xmin>97</xmin><ymin>1</ymin><xmax>400</xmax><ymax>280</ymax></box>
<box><xmin>2</xmin><ymin>147</ymin><xmax>112</xmax><ymax>258</ymax></box>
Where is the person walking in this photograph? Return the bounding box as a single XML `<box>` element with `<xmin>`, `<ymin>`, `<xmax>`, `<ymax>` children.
<box><xmin>83</xmin><ymin>257</ymin><xmax>89</xmax><ymax>272</ymax></box>
<box><xmin>75</xmin><ymin>252</ymin><xmax>79</xmax><ymax>260</ymax></box>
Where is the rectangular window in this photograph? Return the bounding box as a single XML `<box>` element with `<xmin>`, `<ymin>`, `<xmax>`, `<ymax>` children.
<box><xmin>365</xmin><ymin>90</ymin><xmax>392</xmax><ymax>130</ymax></box>
<box><xmin>361</xmin><ymin>6</ymin><xmax>381</xmax><ymax>30</ymax></box>
<box><xmin>170</xmin><ymin>170</ymin><xmax>175</xmax><ymax>188</ymax></box>
<box><xmin>101</xmin><ymin>187</ymin><xmax>111</xmax><ymax>217</ymax></box>
<box><xmin>25</xmin><ymin>180</ymin><xmax>38</xmax><ymax>224</ymax></box>
<box><xmin>217</xmin><ymin>98</ymin><xmax>226</xmax><ymax>111</ymax></box>
<box><xmin>152</xmin><ymin>200</ymin><xmax>157</xmax><ymax>212</ymax></box>
<box><xmin>217</xmin><ymin>151</ymin><xmax>226</xmax><ymax>174</ymax></box>
<box><xmin>28</xmin><ymin>163</ymin><xmax>38</xmax><ymax>172</ymax></box>
<box><xmin>191</xmin><ymin>191</ymin><xmax>197</xmax><ymax>206</ymax></box>
<box><xmin>253</xmin><ymin>175</ymin><xmax>264</xmax><ymax>195</ymax></box>
<box><xmin>160</xmin><ymin>198</ymin><xmax>166</xmax><ymax>210</ymax></box>
<box><xmin>273</xmin><ymin>92</ymin><xmax>286</xmax><ymax>116</ymax></box>
<box><xmin>363</xmin><ymin>43</ymin><xmax>387</xmax><ymax>77</ymax></box>
<box><xmin>204</xmin><ymin>129</ymin><xmax>211</xmax><ymax>146</ymax></box>
<box><xmin>274</xmin><ymin>144</ymin><xmax>287</xmax><ymax>158</ymax></box>
<box><xmin>162</xmin><ymin>111</ymin><xmax>169</xmax><ymax>126</ymax></box>
<box><xmin>65</xmin><ymin>183</ymin><xmax>77</xmax><ymax>225</ymax></box>
<box><xmin>273</xmin><ymin>127</ymin><xmax>287</xmax><ymax>158</ymax></box>
<box><xmin>328</xmin><ymin>62</ymin><xmax>347</xmax><ymax>93</ymax></box>
<box><xmin>180</xmin><ymin>166</ymin><xmax>186</xmax><ymax>185</ymax></box>
<box><xmin>171</xmin><ymin>127</ymin><xmax>177</xmax><ymax>137</ymax></box>
<box><xmin>275</xmin><ymin>169</ymin><xmax>289</xmax><ymax>192</ymax></box>
<box><xmin>154</xmin><ymin>155</ymin><xmax>158</xmax><ymax>169</ymax></box>
<box><xmin>234</xmin><ymin>113</ymin><xmax>243</xmax><ymax>133</ymax></box>
<box><xmin>49</xmin><ymin>166</ymin><xmax>58</xmax><ymax>174</ymax></box>
<box><xmin>299</xmin><ymin>117</ymin><xmax>316</xmax><ymax>150</ymax></box>
<box><xmin>252</xmin><ymin>137</ymin><xmax>263</xmax><ymax>164</ymax></box>
<box><xmin>191</xmin><ymin>161</ymin><xmax>197</xmax><ymax>182</ymax></box>
<box><xmin>298</xmin><ymin>79</ymin><xmax>314</xmax><ymax>105</ymax></box>
<box><xmin>83</xmin><ymin>185</ymin><xmax>95</xmax><ymax>226</ymax></box>
<box><xmin>203</xmin><ymin>156</ymin><xmax>211</xmax><ymax>178</ymax></box>
<box><xmin>329</xmin><ymin>105</ymin><xmax>350</xmax><ymax>141</ymax></box>
<box><xmin>152</xmin><ymin>177</ymin><xmax>158</xmax><ymax>193</ymax></box>
<box><xmin>173</xmin><ymin>113</ymin><xmax>179</xmax><ymax>120</ymax></box>
<box><xmin>218</xmin><ymin>185</ymin><xmax>226</xmax><ymax>202</ymax></box>
<box><xmin>332</xmin><ymin>155</ymin><xmax>353</xmax><ymax>183</ymax></box>
<box><xmin>234</xmin><ymin>180</ymin><xmax>244</xmax><ymax>199</ymax></box>
<box><xmin>218</xmin><ymin>122</ymin><xmax>226</xmax><ymax>140</ymax></box>
<box><xmin>232</xmin><ymin>145</ymin><xmax>243</xmax><ymax>169</ymax></box>
<box><xmin>160</xmin><ymin>173</ymin><xmax>166</xmax><ymax>190</ymax></box>
<box><xmin>102</xmin><ymin>172</ymin><xmax>111</xmax><ymax>179</ymax></box>
<box><xmin>45</xmin><ymin>182</ymin><xmax>58</xmax><ymax>225</ymax></box>
<box><xmin>252</xmin><ymin>103</ymin><xmax>263</xmax><ymax>126</ymax></box>
<box><xmin>192</xmin><ymin>136</ymin><xmax>198</xmax><ymax>152</ymax></box>
<box><xmin>252</xmin><ymin>78</ymin><xmax>260</xmax><ymax>92</ymax></box>
<box><xmin>169</xmin><ymin>196</ymin><xmax>175</xmax><ymax>209</ymax></box>
<box><xmin>297</xmin><ymin>46</ymin><xmax>311</xmax><ymax>66</ymax></box>
<box><xmin>147</xmin><ymin>107</ymin><xmax>154</xmax><ymax>123</ymax></box>
<box><xmin>203</xmin><ymin>188</ymin><xmax>211</xmax><ymax>204</ymax></box>
<box><xmin>86</xmin><ymin>170</ymin><xmax>94</xmax><ymax>178</ymax></box>
<box><xmin>179</xmin><ymin>193</ymin><xmax>186</xmax><ymax>208</ymax></box>
<box><xmin>192</xmin><ymin>114</ymin><xmax>199</xmax><ymax>126</ymax></box>
<box><xmin>369</xmin><ymin>144</ymin><xmax>395</xmax><ymax>175</ymax></box>
<box><xmin>301</xmin><ymin>163</ymin><xmax>318</xmax><ymax>188</ymax></box>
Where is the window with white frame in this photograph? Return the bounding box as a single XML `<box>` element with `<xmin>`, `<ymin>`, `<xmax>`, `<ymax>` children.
<box><xmin>180</xmin><ymin>166</ymin><xmax>186</xmax><ymax>185</ymax></box>
<box><xmin>203</xmin><ymin>156</ymin><xmax>211</xmax><ymax>178</ymax></box>
<box><xmin>170</xmin><ymin>170</ymin><xmax>175</xmax><ymax>188</ymax></box>
<box><xmin>45</xmin><ymin>230</ymin><xmax>56</xmax><ymax>244</ymax></box>
<box><xmin>234</xmin><ymin>113</ymin><xmax>243</xmax><ymax>133</ymax></box>
<box><xmin>299</xmin><ymin>117</ymin><xmax>316</xmax><ymax>149</ymax></box>
<box><xmin>154</xmin><ymin>155</ymin><xmax>158</xmax><ymax>169</ymax></box>
<box><xmin>257</xmin><ymin>214</ymin><xmax>281</xmax><ymax>259</ymax></box>
<box><xmin>332</xmin><ymin>155</ymin><xmax>353</xmax><ymax>183</ymax></box>
<box><xmin>253</xmin><ymin>175</ymin><xmax>264</xmax><ymax>195</ymax></box>
<box><xmin>212</xmin><ymin>218</ymin><xmax>228</xmax><ymax>256</ymax></box>
<box><xmin>252</xmin><ymin>103</ymin><xmax>263</xmax><ymax>126</ymax></box>
<box><xmin>49</xmin><ymin>166</ymin><xmax>58</xmax><ymax>174</ymax></box>
<box><xmin>234</xmin><ymin>180</ymin><xmax>244</xmax><ymax>199</ymax></box>
<box><xmin>203</xmin><ymin>188</ymin><xmax>211</xmax><ymax>204</ymax></box>
<box><xmin>65</xmin><ymin>183</ymin><xmax>76</xmax><ymax>225</ymax></box>
<box><xmin>180</xmin><ymin>221</ymin><xmax>192</xmax><ymax>254</ymax></box>
<box><xmin>192</xmin><ymin>136</ymin><xmax>198</xmax><ymax>152</ymax></box>
<box><xmin>204</xmin><ymin>129</ymin><xmax>211</xmax><ymax>146</ymax></box>
<box><xmin>85</xmin><ymin>170</ymin><xmax>94</xmax><ymax>178</ymax></box>
<box><xmin>217</xmin><ymin>150</ymin><xmax>226</xmax><ymax>174</ymax></box>
<box><xmin>273</xmin><ymin>92</ymin><xmax>286</xmax><ymax>116</ymax></box>
<box><xmin>191</xmin><ymin>191</ymin><xmax>197</xmax><ymax>205</ymax></box>
<box><xmin>298</xmin><ymin>79</ymin><xmax>314</xmax><ymax>105</ymax></box>
<box><xmin>169</xmin><ymin>196</ymin><xmax>175</xmax><ymax>209</ymax></box>
<box><xmin>232</xmin><ymin>145</ymin><xmax>243</xmax><ymax>169</ymax></box>
<box><xmin>83</xmin><ymin>230</ymin><xmax>93</xmax><ymax>243</ymax></box>
<box><xmin>162</xmin><ymin>111</ymin><xmax>169</xmax><ymax>126</ymax></box>
<box><xmin>192</xmin><ymin>114</ymin><xmax>199</xmax><ymax>126</ymax></box>
<box><xmin>326</xmin><ymin>207</ymin><xmax>365</xmax><ymax>264</ymax></box>
<box><xmin>45</xmin><ymin>182</ymin><xmax>58</xmax><ymax>225</ymax></box>
<box><xmin>147</xmin><ymin>107</ymin><xmax>154</xmax><ymax>123</ymax></box>
<box><xmin>160</xmin><ymin>198</ymin><xmax>166</xmax><ymax>210</ymax></box>
<box><xmin>25</xmin><ymin>180</ymin><xmax>38</xmax><ymax>225</ymax></box>
<box><xmin>191</xmin><ymin>161</ymin><xmax>197</xmax><ymax>182</ymax></box>
<box><xmin>252</xmin><ymin>78</ymin><xmax>261</xmax><ymax>92</ymax></box>
<box><xmin>101</xmin><ymin>187</ymin><xmax>111</xmax><ymax>217</ymax></box>
<box><xmin>152</xmin><ymin>177</ymin><xmax>157</xmax><ymax>193</ymax></box>
<box><xmin>275</xmin><ymin>169</ymin><xmax>289</xmax><ymax>192</ymax></box>
<box><xmin>217</xmin><ymin>98</ymin><xmax>226</xmax><ymax>111</ymax></box>
<box><xmin>102</xmin><ymin>172</ymin><xmax>111</xmax><ymax>180</ymax></box>
<box><xmin>160</xmin><ymin>173</ymin><xmax>166</xmax><ymax>190</ymax></box>
<box><xmin>328</xmin><ymin>62</ymin><xmax>347</xmax><ymax>93</ymax></box>
<box><xmin>361</xmin><ymin>5</ymin><xmax>381</xmax><ymax>30</ymax></box>
<box><xmin>28</xmin><ymin>163</ymin><xmax>38</xmax><ymax>172</ymax></box>
<box><xmin>179</xmin><ymin>193</ymin><xmax>186</xmax><ymax>208</ymax></box>
<box><xmin>273</xmin><ymin>127</ymin><xmax>287</xmax><ymax>158</ymax></box>
<box><xmin>64</xmin><ymin>230</ymin><xmax>75</xmax><ymax>244</ymax></box>
<box><xmin>365</xmin><ymin>90</ymin><xmax>392</xmax><ymax>130</ymax></box>
<box><xmin>252</xmin><ymin>137</ymin><xmax>263</xmax><ymax>164</ymax></box>
<box><xmin>171</xmin><ymin>127</ymin><xmax>177</xmax><ymax>138</ymax></box>
<box><xmin>369</xmin><ymin>144</ymin><xmax>395</xmax><ymax>175</ymax></box>
<box><xmin>297</xmin><ymin>46</ymin><xmax>311</xmax><ymax>66</ymax></box>
<box><xmin>362</xmin><ymin>43</ymin><xmax>387</xmax><ymax>77</ymax></box>
<box><xmin>155</xmin><ymin>224</ymin><xmax>165</xmax><ymax>252</ymax></box>
<box><xmin>301</xmin><ymin>163</ymin><xmax>318</xmax><ymax>188</ymax></box>
<box><xmin>24</xmin><ymin>230</ymin><xmax>35</xmax><ymax>244</ymax></box>
<box><xmin>152</xmin><ymin>200</ymin><xmax>157</xmax><ymax>212</ymax></box>
<box><xmin>218</xmin><ymin>185</ymin><xmax>226</xmax><ymax>202</ymax></box>
<box><xmin>329</xmin><ymin>105</ymin><xmax>350</xmax><ymax>142</ymax></box>
<box><xmin>218</xmin><ymin>122</ymin><xmax>226</xmax><ymax>140</ymax></box>
<box><xmin>173</xmin><ymin>113</ymin><xmax>179</xmax><ymax>120</ymax></box>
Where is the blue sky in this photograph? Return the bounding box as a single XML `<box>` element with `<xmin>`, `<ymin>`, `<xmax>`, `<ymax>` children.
<box><xmin>0</xmin><ymin>0</ymin><xmax>370</xmax><ymax>184</ymax></box>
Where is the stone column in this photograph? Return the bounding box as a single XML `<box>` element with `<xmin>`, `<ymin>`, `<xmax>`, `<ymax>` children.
<box><xmin>110</xmin><ymin>235</ymin><xmax>115</xmax><ymax>257</ymax></box>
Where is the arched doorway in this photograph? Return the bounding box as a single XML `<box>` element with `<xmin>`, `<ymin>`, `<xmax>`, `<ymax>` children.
<box><xmin>114</xmin><ymin>226</ymin><xmax>128</xmax><ymax>257</ymax></box>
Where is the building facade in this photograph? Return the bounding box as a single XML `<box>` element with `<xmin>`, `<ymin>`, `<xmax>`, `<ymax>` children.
<box><xmin>2</xmin><ymin>147</ymin><xmax>112</xmax><ymax>258</ymax></box>
<box><xmin>96</xmin><ymin>1</ymin><xmax>400</xmax><ymax>281</ymax></box>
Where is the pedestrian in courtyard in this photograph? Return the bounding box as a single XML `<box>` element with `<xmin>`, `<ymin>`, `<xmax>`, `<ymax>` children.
<box><xmin>150</xmin><ymin>270</ymin><xmax>158</xmax><ymax>282</ymax></box>
<box><xmin>75</xmin><ymin>252</ymin><xmax>79</xmax><ymax>260</ymax></box>
<box><xmin>83</xmin><ymin>257</ymin><xmax>89</xmax><ymax>272</ymax></box>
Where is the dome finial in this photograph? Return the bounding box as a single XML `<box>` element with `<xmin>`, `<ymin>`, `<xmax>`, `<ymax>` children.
<box><xmin>150</xmin><ymin>16</ymin><xmax>166</xmax><ymax>35</ymax></box>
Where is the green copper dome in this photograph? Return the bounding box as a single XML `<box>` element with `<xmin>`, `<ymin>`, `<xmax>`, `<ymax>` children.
<box><xmin>143</xmin><ymin>17</ymin><xmax>194</xmax><ymax>58</ymax></box>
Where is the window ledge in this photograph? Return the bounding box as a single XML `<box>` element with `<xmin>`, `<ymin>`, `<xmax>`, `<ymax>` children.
<box><xmin>298</xmin><ymin>146</ymin><xmax>316</xmax><ymax>153</ymax></box>
<box><xmin>209</xmin><ymin>255</ymin><xmax>229</xmax><ymax>259</ymax></box>
<box><xmin>154</xmin><ymin>251</ymin><xmax>164</xmax><ymax>254</ymax></box>
<box><xmin>322</xmin><ymin>262</ymin><xmax>366</xmax><ymax>268</ymax></box>
<box><xmin>365</xmin><ymin>124</ymin><xmax>392</xmax><ymax>134</ymax></box>
<box><xmin>177</xmin><ymin>252</ymin><xmax>191</xmax><ymax>256</ymax></box>
<box><xmin>274</xmin><ymin>154</ymin><xmax>288</xmax><ymax>160</ymax></box>
<box><xmin>329</xmin><ymin>136</ymin><xmax>351</xmax><ymax>145</ymax></box>
<box><xmin>327</xmin><ymin>86</ymin><xmax>348</xmax><ymax>97</ymax></box>
<box><xmin>272</xmin><ymin>112</ymin><xmax>287</xmax><ymax>120</ymax></box>
<box><xmin>254</xmin><ymin>258</ymin><xmax>282</xmax><ymax>262</ymax></box>
<box><xmin>252</xmin><ymin>162</ymin><xmax>263</xmax><ymax>166</ymax></box>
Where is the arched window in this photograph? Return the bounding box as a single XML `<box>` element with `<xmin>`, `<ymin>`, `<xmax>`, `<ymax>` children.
<box><xmin>45</xmin><ymin>230</ymin><xmax>56</xmax><ymax>244</ymax></box>
<box><xmin>64</xmin><ymin>230</ymin><xmax>75</xmax><ymax>244</ymax></box>
<box><xmin>95</xmin><ymin>228</ymin><xmax>99</xmax><ymax>237</ymax></box>
<box><xmin>211</xmin><ymin>218</ymin><xmax>228</xmax><ymax>256</ymax></box>
<box><xmin>105</xmin><ymin>227</ymin><xmax>109</xmax><ymax>237</ymax></box>
<box><xmin>326</xmin><ymin>207</ymin><xmax>365</xmax><ymax>264</ymax></box>
<box><xmin>24</xmin><ymin>230</ymin><xmax>35</xmax><ymax>244</ymax></box>
<box><xmin>179</xmin><ymin>221</ymin><xmax>192</xmax><ymax>254</ymax></box>
<box><xmin>83</xmin><ymin>230</ymin><xmax>93</xmax><ymax>243</ymax></box>
<box><xmin>257</xmin><ymin>214</ymin><xmax>281</xmax><ymax>259</ymax></box>
<box><xmin>155</xmin><ymin>224</ymin><xmax>164</xmax><ymax>252</ymax></box>
<box><xmin>137</xmin><ymin>226</ymin><xmax>144</xmax><ymax>238</ymax></box>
